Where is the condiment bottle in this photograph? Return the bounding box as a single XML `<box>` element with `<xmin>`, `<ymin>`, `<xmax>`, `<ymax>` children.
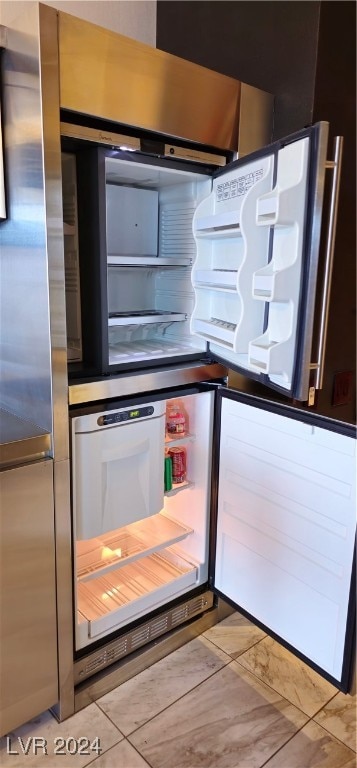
<box><xmin>166</xmin><ymin>402</ymin><xmax>186</xmax><ymax>436</ymax></box>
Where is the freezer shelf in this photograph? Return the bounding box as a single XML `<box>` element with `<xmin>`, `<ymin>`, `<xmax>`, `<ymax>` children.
<box><xmin>192</xmin><ymin>317</ymin><xmax>237</xmax><ymax>346</ymax></box>
<box><xmin>193</xmin><ymin>270</ymin><xmax>237</xmax><ymax>291</ymax></box>
<box><xmin>108</xmin><ymin>256</ymin><xmax>192</xmax><ymax>267</ymax></box>
<box><xmin>108</xmin><ymin>310</ymin><xmax>186</xmax><ymax>327</ymax></box>
<box><xmin>77</xmin><ymin>549</ymin><xmax>198</xmax><ymax>638</ymax></box>
<box><xmin>76</xmin><ymin>513</ymin><xmax>193</xmax><ymax>582</ymax></box>
<box><xmin>195</xmin><ymin>210</ymin><xmax>241</xmax><ymax>237</ymax></box>
<box><xmin>108</xmin><ymin>339</ymin><xmax>201</xmax><ymax>364</ymax></box>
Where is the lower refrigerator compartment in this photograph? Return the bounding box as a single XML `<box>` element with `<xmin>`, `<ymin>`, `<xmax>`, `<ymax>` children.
<box><xmin>76</xmin><ymin>548</ymin><xmax>199</xmax><ymax>646</ymax></box>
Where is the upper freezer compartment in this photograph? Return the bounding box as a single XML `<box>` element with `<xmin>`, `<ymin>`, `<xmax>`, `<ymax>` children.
<box><xmin>105</xmin><ymin>156</ymin><xmax>211</xmax><ymax>266</ymax></box>
<box><xmin>103</xmin><ymin>155</ymin><xmax>211</xmax><ymax>368</ymax></box>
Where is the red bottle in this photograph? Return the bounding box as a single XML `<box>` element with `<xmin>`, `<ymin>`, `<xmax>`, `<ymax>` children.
<box><xmin>166</xmin><ymin>403</ymin><xmax>186</xmax><ymax>436</ymax></box>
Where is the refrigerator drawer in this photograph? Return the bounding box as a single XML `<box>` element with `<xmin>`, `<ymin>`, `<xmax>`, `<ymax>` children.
<box><xmin>76</xmin><ymin>549</ymin><xmax>199</xmax><ymax>645</ymax></box>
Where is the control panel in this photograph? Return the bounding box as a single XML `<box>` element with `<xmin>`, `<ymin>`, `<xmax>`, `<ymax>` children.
<box><xmin>98</xmin><ymin>406</ymin><xmax>155</xmax><ymax>426</ymax></box>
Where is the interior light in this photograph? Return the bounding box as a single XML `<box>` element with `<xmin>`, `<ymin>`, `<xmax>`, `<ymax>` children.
<box><xmin>101</xmin><ymin>546</ymin><xmax>114</xmax><ymax>560</ymax></box>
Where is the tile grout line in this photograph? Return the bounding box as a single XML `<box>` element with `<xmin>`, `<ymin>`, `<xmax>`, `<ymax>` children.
<box><xmin>125</xmin><ymin>738</ymin><xmax>156</xmax><ymax>768</ymax></box>
<box><xmin>232</xmin><ymin>654</ymin><xmax>339</xmax><ymax>721</ymax></box>
<box><xmin>93</xmin><ymin>635</ymin><xmax>233</xmax><ymax>738</ymax></box>
<box><xmin>258</xmin><ymin>716</ymin><xmax>316</xmax><ymax>768</ymax></box>
<box><xmin>82</xmin><ymin>637</ymin><xmax>352</xmax><ymax>766</ymax></box>
<box><xmin>76</xmin><ymin>700</ymin><xmax>125</xmax><ymax>766</ymax></box>
<box><xmin>122</xmin><ymin>658</ymin><xmax>235</xmax><ymax>738</ymax></box>
<box><xmin>82</xmin><ymin>736</ymin><xmax>155</xmax><ymax>768</ymax></box>
<box><xmin>310</xmin><ymin>716</ymin><xmax>357</xmax><ymax>753</ymax></box>
<box><xmin>202</xmin><ymin>629</ymin><xmax>268</xmax><ymax>659</ymax></box>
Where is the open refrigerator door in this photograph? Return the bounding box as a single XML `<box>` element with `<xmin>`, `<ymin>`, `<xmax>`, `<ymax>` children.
<box><xmin>191</xmin><ymin>123</ymin><xmax>330</xmax><ymax>401</ymax></box>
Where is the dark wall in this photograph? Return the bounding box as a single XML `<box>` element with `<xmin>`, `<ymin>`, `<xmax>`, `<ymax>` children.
<box><xmin>311</xmin><ymin>1</ymin><xmax>356</xmax><ymax>421</ymax></box>
<box><xmin>157</xmin><ymin>0</ymin><xmax>356</xmax><ymax>422</ymax></box>
<box><xmin>157</xmin><ymin>0</ymin><xmax>321</xmax><ymax>139</ymax></box>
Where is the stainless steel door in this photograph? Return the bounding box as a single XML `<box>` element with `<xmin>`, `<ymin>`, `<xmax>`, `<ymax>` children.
<box><xmin>0</xmin><ymin>460</ymin><xmax>58</xmax><ymax>736</ymax></box>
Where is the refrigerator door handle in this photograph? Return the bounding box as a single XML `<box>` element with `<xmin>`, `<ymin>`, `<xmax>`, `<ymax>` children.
<box><xmin>311</xmin><ymin>135</ymin><xmax>344</xmax><ymax>395</ymax></box>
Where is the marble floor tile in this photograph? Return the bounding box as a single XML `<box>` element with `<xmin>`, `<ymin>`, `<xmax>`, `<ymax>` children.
<box><xmin>129</xmin><ymin>660</ymin><xmax>308</xmax><ymax>768</ymax></box>
<box><xmin>237</xmin><ymin>636</ymin><xmax>338</xmax><ymax>717</ymax></box>
<box><xmin>203</xmin><ymin>611</ymin><xmax>266</xmax><ymax>659</ymax></box>
<box><xmin>314</xmin><ymin>691</ymin><xmax>357</xmax><ymax>751</ymax></box>
<box><xmin>85</xmin><ymin>739</ymin><xmax>151</xmax><ymax>768</ymax></box>
<box><xmin>263</xmin><ymin>719</ymin><xmax>356</xmax><ymax>768</ymax></box>
<box><xmin>0</xmin><ymin>705</ymin><xmax>122</xmax><ymax>768</ymax></box>
<box><xmin>97</xmin><ymin>635</ymin><xmax>230</xmax><ymax>736</ymax></box>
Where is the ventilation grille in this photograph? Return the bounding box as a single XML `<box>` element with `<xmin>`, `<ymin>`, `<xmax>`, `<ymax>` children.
<box><xmin>171</xmin><ymin>596</ymin><xmax>206</xmax><ymax>626</ymax></box>
<box><xmin>81</xmin><ymin>638</ymin><xmax>128</xmax><ymax>676</ymax></box>
<box><xmin>74</xmin><ymin>592</ymin><xmax>212</xmax><ymax>684</ymax></box>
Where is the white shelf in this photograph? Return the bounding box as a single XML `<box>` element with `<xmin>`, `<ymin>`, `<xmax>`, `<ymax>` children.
<box><xmin>164</xmin><ymin>480</ymin><xmax>194</xmax><ymax>497</ymax></box>
<box><xmin>76</xmin><ymin>513</ymin><xmax>193</xmax><ymax>583</ymax></box>
<box><xmin>194</xmin><ymin>227</ymin><xmax>241</xmax><ymax>240</ymax></box>
<box><xmin>193</xmin><ymin>270</ymin><xmax>237</xmax><ymax>290</ymax></box>
<box><xmin>165</xmin><ymin>432</ymin><xmax>195</xmax><ymax>447</ymax></box>
<box><xmin>192</xmin><ymin>318</ymin><xmax>236</xmax><ymax>347</ymax></box>
<box><xmin>108</xmin><ymin>339</ymin><xmax>200</xmax><ymax>365</ymax></box>
<box><xmin>195</xmin><ymin>210</ymin><xmax>241</xmax><ymax>236</ymax></box>
<box><xmin>77</xmin><ymin>549</ymin><xmax>198</xmax><ymax>639</ymax></box>
<box><xmin>108</xmin><ymin>311</ymin><xmax>186</xmax><ymax>327</ymax></box>
<box><xmin>108</xmin><ymin>256</ymin><xmax>192</xmax><ymax>267</ymax></box>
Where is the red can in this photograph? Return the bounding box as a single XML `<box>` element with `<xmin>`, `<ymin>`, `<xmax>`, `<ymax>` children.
<box><xmin>168</xmin><ymin>447</ymin><xmax>187</xmax><ymax>484</ymax></box>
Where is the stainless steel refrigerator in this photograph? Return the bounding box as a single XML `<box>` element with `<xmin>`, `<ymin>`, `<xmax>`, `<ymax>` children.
<box><xmin>0</xmin><ymin>5</ymin><xmax>355</xmax><ymax>730</ymax></box>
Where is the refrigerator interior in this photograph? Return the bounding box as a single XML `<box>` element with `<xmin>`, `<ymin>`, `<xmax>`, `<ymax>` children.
<box><xmin>105</xmin><ymin>157</ymin><xmax>211</xmax><ymax>366</ymax></box>
<box><xmin>72</xmin><ymin>390</ymin><xmax>214</xmax><ymax>650</ymax></box>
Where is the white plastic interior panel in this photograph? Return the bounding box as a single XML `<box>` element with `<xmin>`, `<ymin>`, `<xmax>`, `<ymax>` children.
<box><xmin>249</xmin><ymin>138</ymin><xmax>310</xmax><ymax>387</ymax></box>
<box><xmin>73</xmin><ymin>390</ymin><xmax>214</xmax><ymax>649</ymax></box>
<box><xmin>72</xmin><ymin>402</ymin><xmax>166</xmax><ymax>539</ymax></box>
<box><xmin>191</xmin><ymin>154</ymin><xmax>274</xmax><ymax>369</ymax></box>
<box><xmin>215</xmin><ymin>397</ymin><xmax>356</xmax><ymax>682</ymax></box>
<box><xmin>106</xmin><ymin>185</ymin><xmax>158</xmax><ymax>258</ymax></box>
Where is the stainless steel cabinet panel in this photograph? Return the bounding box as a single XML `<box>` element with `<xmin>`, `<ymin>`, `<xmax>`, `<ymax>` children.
<box><xmin>0</xmin><ymin>460</ymin><xmax>58</xmax><ymax>736</ymax></box>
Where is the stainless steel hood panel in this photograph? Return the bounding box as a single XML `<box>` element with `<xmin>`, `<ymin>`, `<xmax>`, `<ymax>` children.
<box><xmin>58</xmin><ymin>11</ymin><xmax>272</xmax><ymax>154</ymax></box>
